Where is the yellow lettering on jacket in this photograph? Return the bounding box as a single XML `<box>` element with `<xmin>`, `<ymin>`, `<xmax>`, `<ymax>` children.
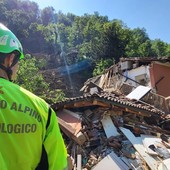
<box><xmin>0</xmin><ymin>100</ymin><xmax>7</xmax><ymax>109</ymax></box>
<box><xmin>0</xmin><ymin>123</ymin><xmax>37</xmax><ymax>133</ymax></box>
<box><xmin>10</xmin><ymin>102</ymin><xmax>42</xmax><ymax>122</ymax></box>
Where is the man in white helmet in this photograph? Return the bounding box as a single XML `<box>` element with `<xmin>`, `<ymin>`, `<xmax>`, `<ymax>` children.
<box><xmin>0</xmin><ymin>23</ymin><xmax>68</xmax><ymax>170</ymax></box>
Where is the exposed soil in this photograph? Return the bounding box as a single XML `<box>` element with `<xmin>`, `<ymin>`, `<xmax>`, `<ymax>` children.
<box><xmin>41</xmin><ymin>68</ymin><xmax>86</xmax><ymax>97</ymax></box>
<box><xmin>35</xmin><ymin>53</ymin><xmax>93</xmax><ymax>97</ymax></box>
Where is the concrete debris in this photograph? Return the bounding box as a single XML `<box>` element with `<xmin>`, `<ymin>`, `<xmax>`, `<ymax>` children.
<box><xmin>57</xmin><ymin>108</ymin><xmax>170</xmax><ymax>170</ymax></box>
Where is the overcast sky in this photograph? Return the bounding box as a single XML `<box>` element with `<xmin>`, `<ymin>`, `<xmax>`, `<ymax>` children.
<box><xmin>32</xmin><ymin>0</ymin><xmax>170</xmax><ymax>43</ymax></box>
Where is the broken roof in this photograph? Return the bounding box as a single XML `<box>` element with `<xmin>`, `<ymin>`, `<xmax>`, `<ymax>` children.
<box><xmin>52</xmin><ymin>92</ymin><xmax>165</xmax><ymax>117</ymax></box>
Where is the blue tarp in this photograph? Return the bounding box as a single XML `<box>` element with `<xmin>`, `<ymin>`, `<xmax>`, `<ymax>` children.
<box><xmin>57</xmin><ymin>59</ymin><xmax>92</xmax><ymax>75</ymax></box>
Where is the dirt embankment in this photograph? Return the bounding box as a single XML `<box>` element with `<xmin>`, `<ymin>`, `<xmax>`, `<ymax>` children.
<box><xmin>35</xmin><ymin>53</ymin><xmax>93</xmax><ymax>97</ymax></box>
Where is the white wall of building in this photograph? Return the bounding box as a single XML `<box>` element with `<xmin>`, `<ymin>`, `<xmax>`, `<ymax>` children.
<box><xmin>123</xmin><ymin>66</ymin><xmax>151</xmax><ymax>87</ymax></box>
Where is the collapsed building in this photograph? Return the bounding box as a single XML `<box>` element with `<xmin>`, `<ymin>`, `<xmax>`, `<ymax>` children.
<box><xmin>51</xmin><ymin>57</ymin><xmax>170</xmax><ymax>170</ymax></box>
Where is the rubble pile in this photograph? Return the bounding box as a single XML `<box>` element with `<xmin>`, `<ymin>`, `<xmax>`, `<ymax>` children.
<box><xmin>51</xmin><ymin>57</ymin><xmax>170</xmax><ymax>169</ymax></box>
<box><xmin>51</xmin><ymin>87</ymin><xmax>170</xmax><ymax>170</ymax></box>
<box><xmin>56</xmin><ymin>107</ymin><xmax>170</xmax><ymax>170</ymax></box>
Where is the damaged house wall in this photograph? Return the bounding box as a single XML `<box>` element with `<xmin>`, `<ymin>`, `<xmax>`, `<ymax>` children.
<box><xmin>86</xmin><ymin>57</ymin><xmax>170</xmax><ymax>113</ymax></box>
<box><xmin>149</xmin><ymin>62</ymin><xmax>170</xmax><ymax>97</ymax></box>
<box><xmin>123</xmin><ymin>65</ymin><xmax>151</xmax><ymax>87</ymax></box>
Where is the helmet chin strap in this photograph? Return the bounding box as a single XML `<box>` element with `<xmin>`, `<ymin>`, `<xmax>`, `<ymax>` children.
<box><xmin>0</xmin><ymin>64</ymin><xmax>13</xmax><ymax>81</ymax></box>
<box><xmin>0</xmin><ymin>53</ymin><xmax>20</xmax><ymax>81</ymax></box>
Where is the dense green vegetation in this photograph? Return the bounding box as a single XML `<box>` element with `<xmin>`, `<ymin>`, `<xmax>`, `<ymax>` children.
<box><xmin>1</xmin><ymin>0</ymin><xmax>170</xmax><ymax>101</ymax></box>
<box><xmin>15</xmin><ymin>54</ymin><xmax>66</xmax><ymax>102</ymax></box>
<box><xmin>15</xmin><ymin>54</ymin><xmax>49</xmax><ymax>97</ymax></box>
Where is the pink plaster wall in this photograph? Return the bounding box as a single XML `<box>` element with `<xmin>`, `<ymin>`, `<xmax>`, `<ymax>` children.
<box><xmin>149</xmin><ymin>62</ymin><xmax>170</xmax><ymax>97</ymax></box>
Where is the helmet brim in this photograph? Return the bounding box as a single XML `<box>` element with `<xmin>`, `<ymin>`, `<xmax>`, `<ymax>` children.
<box><xmin>20</xmin><ymin>53</ymin><xmax>24</xmax><ymax>59</ymax></box>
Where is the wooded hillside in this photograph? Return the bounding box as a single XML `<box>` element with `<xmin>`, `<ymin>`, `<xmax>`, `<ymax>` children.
<box><xmin>1</xmin><ymin>0</ymin><xmax>170</xmax><ymax>101</ymax></box>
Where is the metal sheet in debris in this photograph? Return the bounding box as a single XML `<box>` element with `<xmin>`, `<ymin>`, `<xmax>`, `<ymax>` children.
<box><xmin>126</xmin><ymin>85</ymin><xmax>151</xmax><ymax>100</ymax></box>
<box><xmin>101</xmin><ymin>115</ymin><xmax>120</xmax><ymax>138</ymax></box>
<box><xmin>120</xmin><ymin>127</ymin><xmax>158</xmax><ymax>170</ymax></box>
<box><xmin>92</xmin><ymin>151</ymin><xmax>129</xmax><ymax>170</ymax></box>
